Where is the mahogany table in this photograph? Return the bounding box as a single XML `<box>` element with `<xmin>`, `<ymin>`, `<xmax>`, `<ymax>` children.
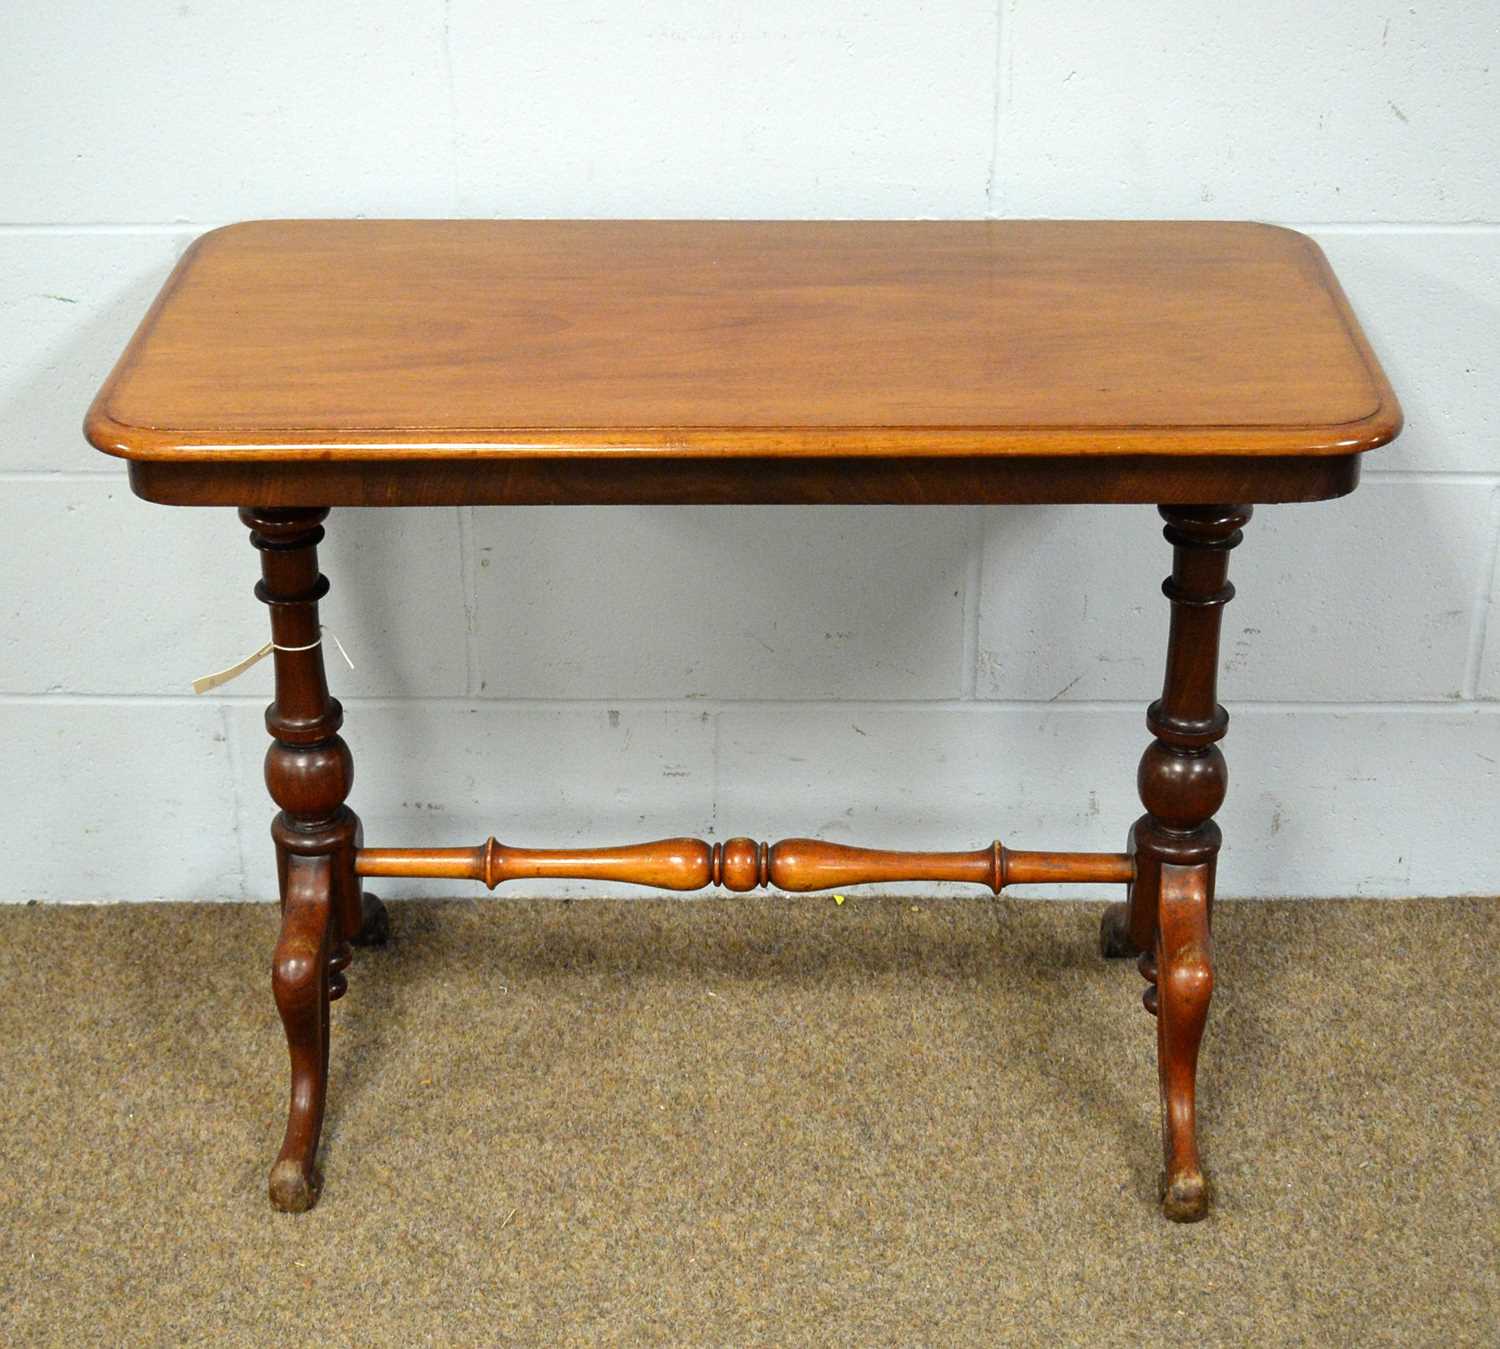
<box><xmin>86</xmin><ymin>220</ymin><xmax>1400</xmax><ymax>1221</ymax></box>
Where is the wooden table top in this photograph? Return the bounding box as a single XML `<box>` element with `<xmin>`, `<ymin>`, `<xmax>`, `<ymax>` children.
<box><xmin>88</xmin><ymin>219</ymin><xmax>1397</xmax><ymax>461</ymax></box>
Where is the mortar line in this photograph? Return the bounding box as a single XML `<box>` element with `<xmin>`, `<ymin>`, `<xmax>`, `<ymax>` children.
<box><xmin>1363</xmin><ymin>470</ymin><xmax>1500</xmax><ymax>485</ymax></box>
<box><xmin>455</xmin><ymin>505</ymin><xmax>481</xmax><ymax>696</ymax></box>
<box><xmin>0</xmin><ymin>471</ymin><xmax>136</xmax><ymax>482</ymax></box>
<box><xmin>983</xmin><ymin>0</ymin><xmax>1006</xmax><ymax>217</ymax></box>
<box><xmin>1291</xmin><ymin>221</ymin><xmax>1500</xmax><ymax>234</ymax></box>
<box><xmin>2</xmin><ymin>220</ymin><xmax>1498</xmax><ymax>236</ymax></box>
<box><xmin>1461</xmin><ymin>486</ymin><xmax>1500</xmax><ymax>700</ymax></box>
<box><xmin>218</xmin><ymin>701</ymin><xmax>253</xmax><ymax>902</ymax></box>
<box><xmin>440</xmin><ymin>0</ymin><xmax>459</xmax><ymax>212</ymax></box>
<box><xmin>960</xmin><ymin>506</ymin><xmax>984</xmax><ymax>698</ymax></box>
<box><xmin>0</xmin><ymin>222</ymin><xmax>211</xmax><ymax>235</ymax></box>
<box><xmin>708</xmin><ymin>709</ymin><xmax>722</xmax><ymax>841</ymax></box>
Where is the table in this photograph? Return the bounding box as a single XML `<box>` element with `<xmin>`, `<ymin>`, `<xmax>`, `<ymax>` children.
<box><xmin>86</xmin><ymin>220</ymin><xmax>1401</xmax><ymax>1221</ymax></box>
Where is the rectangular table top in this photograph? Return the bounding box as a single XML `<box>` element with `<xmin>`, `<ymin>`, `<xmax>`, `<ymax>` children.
<box><xmin>88</xmin><ymin>219</ymin><xmax>1397</xmax><ymax>463</ymax></box>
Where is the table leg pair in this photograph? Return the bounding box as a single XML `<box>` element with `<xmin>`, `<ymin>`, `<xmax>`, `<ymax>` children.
<box><xmin>242</xmin><ymin>502</ymin><xmax>1250</xmax><ymax>1221</ymax></box>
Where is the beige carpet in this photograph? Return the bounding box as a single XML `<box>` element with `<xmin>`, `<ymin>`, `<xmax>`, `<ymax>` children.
<box><xmin>0</xmin><ymin>896</ymin><xmax>1496</xmax><ymax>1345</ymax></box>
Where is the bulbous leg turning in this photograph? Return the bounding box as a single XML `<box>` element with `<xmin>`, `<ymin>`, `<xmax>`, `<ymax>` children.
<box><xmin>1119</xmin><ymin>504</ymin><xmax>1248</xmax><ymax>1221</ymax></box>
<box><xmin>245</xmin><ymin>506</ymin><xmax>382</xmax><ymax>1213</ymax></box>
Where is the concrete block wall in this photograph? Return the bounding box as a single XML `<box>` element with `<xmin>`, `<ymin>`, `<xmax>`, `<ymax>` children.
<box><xmin>3</xmin><ymin>2</ymin><xmax>1497</xmax><ymax>901</ymax></box>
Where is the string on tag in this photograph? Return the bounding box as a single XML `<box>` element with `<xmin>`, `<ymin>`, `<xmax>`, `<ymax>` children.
<box><xmin>191</xmin><ymin>627</ymin><xmax>355</xmax><ymax>695</ymax></box>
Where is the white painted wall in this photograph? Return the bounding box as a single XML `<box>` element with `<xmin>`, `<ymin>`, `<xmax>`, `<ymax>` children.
<box><xmin>2</xmin><ymin>2</ymin><xmax>1497</xmax><ymax>902</ymax></box>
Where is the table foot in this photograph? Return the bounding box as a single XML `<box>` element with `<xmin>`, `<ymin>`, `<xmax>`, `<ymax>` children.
<box><xmin>352</xmin><ymin>891</ymin><xmax>389</xmax><ymax>947</ymax></box>
<box><xmin>1098</xmin><ymin>902</ymin><xmax>1140</xmax><ymax>958</ymax></box>
<box><xmin>269</xmin><ymin>1159</ymin><xmax>322</xmax><ymax>1214</ymax></box>
<box><xmin>1160</xmin><ymin>1169</ymin><xmax>1209</xmax><ymax>1223</ymax></box>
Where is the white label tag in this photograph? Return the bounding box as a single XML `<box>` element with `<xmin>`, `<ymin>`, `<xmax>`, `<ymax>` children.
<box><xmin>190</xmin><ymin>627</ymin><xmax>354</xmax><ymax>695</ymax></box>
<box><xmin>191</xmin><ymin>641</ymin><xmax>275</xmax><ymax>695</ymax></box>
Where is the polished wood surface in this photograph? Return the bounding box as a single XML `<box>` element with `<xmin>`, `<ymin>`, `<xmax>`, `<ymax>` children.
<box><xmin>85</xmin><ymin>220</ymin><xmax>1399</xmax><ymax>1222</ymax></box>
<box><xmin>88</xmin><ymin>219</ymin><xmax>1399</xmax><ymax>466</ymax></box>
<box><xmin>244</xmin><ymin>506</ymin><xmax>387</xmax><ymax>1212</ymax></box>
<box><xmin>1099</xmin><ymin>502</ymin><xmax>1248</xmax><ymax>1221</ymax></box>
<box><xmin>268</xmin><ymin>853</ymin><xmax>334</xmax><ymax>1214</ymax></box>
<box><xmin>124</xmin><ymin>449</ymin><xmax>1361</xmax><ymax>508</ymax></box>
<box><xmin>1152</xmin><ymin>862</ymin><xmax>1215</xmax><ymax>1223</ymax></box>
<box><xmin>354</xmin><ymin>836</ymin><xmax>1136</xmax><ymax>894</ymax></box>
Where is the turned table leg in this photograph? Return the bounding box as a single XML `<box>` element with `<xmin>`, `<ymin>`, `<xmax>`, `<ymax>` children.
<box><xmin>1101</xmin><ymin>503</ymin><xmax>1250</xmax><ymax>1221</ymax></box>
<box><xmin>242</xmin><ymin>506</ymin><xmax>388</xmax><ymax>1213</ymax></box>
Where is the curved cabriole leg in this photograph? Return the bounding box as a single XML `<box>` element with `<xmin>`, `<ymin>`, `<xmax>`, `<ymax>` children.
<box><xmin>1124</xmin><ymin>503</ymin><xmax>1249</xmax><ymax>1221</ymax></box>
<box><xmin>269</xmin><ymin>854</ymin><xmax>333</xmax><ymax>1212</ymax></box>
<box><xmin>1154</xmin><ymin>861</ymin><xmax>1214</xmax><ymax>1221</ymax></box>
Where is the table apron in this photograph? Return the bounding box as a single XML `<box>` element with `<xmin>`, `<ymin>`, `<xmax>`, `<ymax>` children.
<box><xmin>126</xmin><ymin>452</ymin><xmax>1361</xmax><ymax>507</ymax></box>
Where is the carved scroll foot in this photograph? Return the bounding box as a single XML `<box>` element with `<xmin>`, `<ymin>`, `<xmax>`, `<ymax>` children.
<box><xmin>269</xmin><ymin>855</ymin><xmax>333</xmax><ymax>1214</ymax></box>
<box><xmin>1098</xmin><ymin>902</ymin><xmax>1140</xmax><ymax>959</ymax></box>
<box><xmin>1154</xmin><ymin>862</ymin><xmax>1214</xmax><ymax>1222</ymax></box>
<box><xmin>351</xmin><ymin>891</ymin><xmax>389</xmax><ymax>947</ymax></box>
<box><xmin>1160</xmin><ymin>1169</ymin><xmax>1209</xmax><ymax>1224</ymax></box>
<box><xmin>269</xmin><ymin>1159</ymin><xmax>321</xmax><ymax>1215</ymax></box>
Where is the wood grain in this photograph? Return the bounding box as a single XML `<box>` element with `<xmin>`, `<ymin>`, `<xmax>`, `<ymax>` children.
<box><xmin>84</xmin><ymin>222</ymin><xmax>1401</xmax><ymax>1221</ymax></box>
<box><xmin>243</xmin><ymin>506</ymin><xmax>387</xmax><ymax>1213</ymax></box>
<box><xmin>86</xmin><ymin>219</ymin><xmax>1400</xmax><ymax>464</ymax></box>
<box><xmin>353</xmin><ymin>837</ymin><xmax>1136</xmax><ymax>894</ymax></box>
<box><xmin>1099</xmin><ymin>503</ymin><xmax>1248</xmax><ymax>1221</ymax></box>
<box><xmin>1153</xmin><ymin>861</ymin><xmax>1216</xmax><ymax>1222</ymax></box>
<box><xmin>123</xmin><ymin>449</ymin><xmax>1362</xmax><ymax>507</ymax></box>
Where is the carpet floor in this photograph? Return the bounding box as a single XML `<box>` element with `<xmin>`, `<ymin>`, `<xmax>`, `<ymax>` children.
<box><xmin>0</xmin><ymin>896</ymin><xmax>1496</xmax><ymax>1346</ymax></box>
